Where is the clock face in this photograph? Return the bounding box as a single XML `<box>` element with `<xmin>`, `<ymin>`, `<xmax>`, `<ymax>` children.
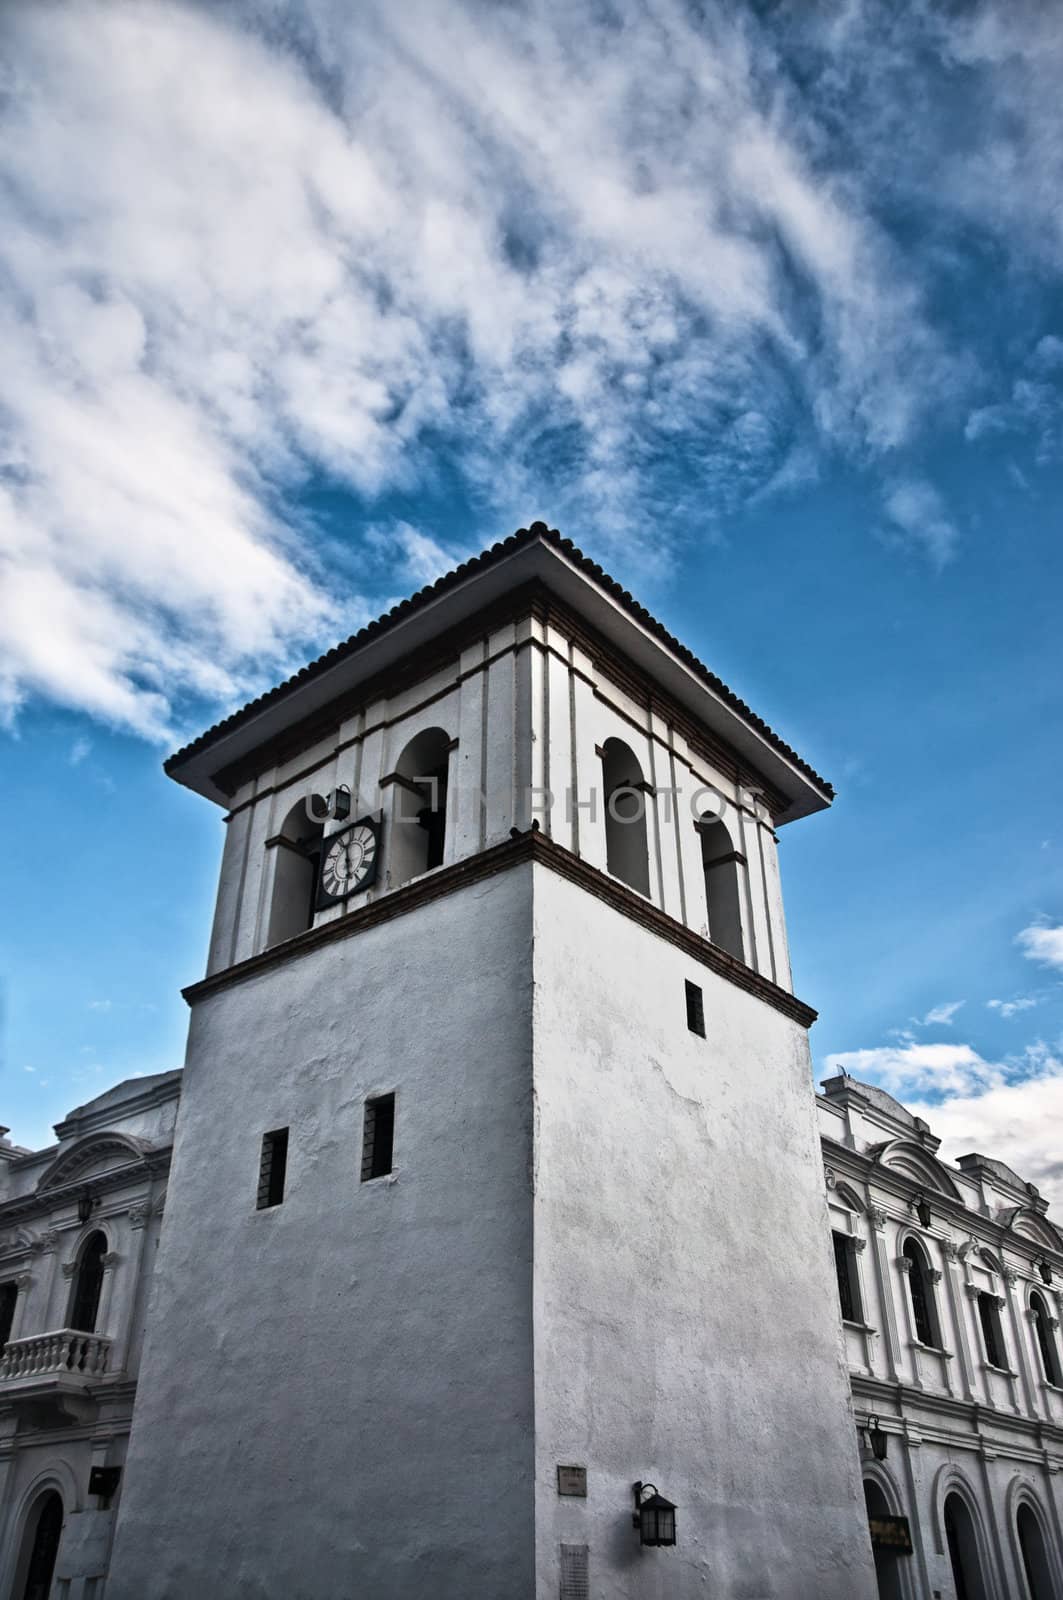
<box><xmin>318</xmin><ymin>817</ymin><xmax>380</xmax><ymax>905</ymax></box>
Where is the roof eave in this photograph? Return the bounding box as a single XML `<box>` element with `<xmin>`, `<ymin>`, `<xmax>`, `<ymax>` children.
<box><xmin>167</xmin><ymin>532</ymin><xmax>832</xmax><ymax>823</ymax></box>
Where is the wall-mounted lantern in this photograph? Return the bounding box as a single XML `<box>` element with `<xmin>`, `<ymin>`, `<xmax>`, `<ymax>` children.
<box><xmin>912</xmin><ymin>1196</ymin><xmax>932</xmax><ymax>1231</ymax></box>
<box><xmin>864</xmin><ymin>1416</ymin><xmax>889</xmax><ymax>1461</ymax></box>
<box><xmin>77</xmin><ymin>1190</ymin><xmax>98</xmax><ymax>1224</ymax></box>
<box><xmin>632</xmin><ymin>1482</ymin><xmax>676</xmax><ymax>1547</ymax></box>
<box><xmin>1037</xmin><ymin>1258</ymin><xmax>1054</xmax><ymax>1286</ymax></box>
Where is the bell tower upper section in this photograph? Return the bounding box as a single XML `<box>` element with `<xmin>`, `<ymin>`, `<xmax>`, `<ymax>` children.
<box><xmin>166</xmin><ymin>523</ymin><xmax>832</xmax><ymax>1000</ymax></box>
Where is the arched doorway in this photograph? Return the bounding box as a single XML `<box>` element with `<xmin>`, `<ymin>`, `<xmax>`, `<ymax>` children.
<box><xmin>1017</xmin><ymin>1502</ymin><xmax>1056</xmax><ymax>1600</ymax></box>
<box><xmin>17</xmin><ymin>1490</ymin><xmax>63</xmax><ymax>1600</ymax></box>
<box><xmin>864</xmin><ymin>1478</ymin><xmax>905</xmax><ymax>1600</ymax></box>
<box><xmin>68</xmin><ymin>1231</ymin><xmax>107</xmax><ymax>1333</ymax></box>
<box><xmin>945</xmin><ymin>1492</ymin><xmax>988</xmax><ymax>1600</ymax></box>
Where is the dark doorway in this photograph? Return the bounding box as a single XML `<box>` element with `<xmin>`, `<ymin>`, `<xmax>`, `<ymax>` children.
<box><xmin>68</xmin><ymin>1231</ymin><xmax>107</xmax><ymax>1333</ymax></box>
<box><xmin>864</xmin><ymin>1479</ymin><xmax>904</xmax><ymax>1600</ymax></box>
<box><xmin>945</xmin><ymin>1493</ymin><xmax>988</xmax><ymax>1600</ymax></box>
<box><xmin>1017</xmin><ymin>1503</ymin><xmax>1056</xmax><ymax>1600</ymax></box>
<box><xmin>20</xmin><ymin>1491</ymin><xmax>63</xmax><ymax>1600</ymax></box>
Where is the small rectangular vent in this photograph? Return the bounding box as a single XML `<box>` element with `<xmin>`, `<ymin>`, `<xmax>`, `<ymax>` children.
<box><xmin>559</xmin><ymin>1543</ymin><xmax>589</xmax><ymax>1600</ymax></box>
<box><xmin>256</xmin><ymin>1127</ymin><xmax>289</xmax><ymax>1210</ymax></box>
<box><xmin>685</xmin><ymin>979</ymin><xmax>706</xmax><ymax>1037</ymax></box>
<box><xmin>362</xmin><ymin>1093</ymin><xmax>396</xmax><ymax>1181</ymax></box>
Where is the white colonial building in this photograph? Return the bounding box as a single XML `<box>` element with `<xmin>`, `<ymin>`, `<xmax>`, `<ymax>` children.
<box><xmin>0</xmin><ymin>1072</ymin><xmax>178</xmax><ymax>1600</ymax></box>
<box><xmin>820</xmin><ymin>1071</ymin><xmax>1063</xmax><ymax>1600</ymax></box>
<box><xmin>4</xmin><ymin>523</ymin><xmax>1059</xmax><ymax>1598</ymax></box>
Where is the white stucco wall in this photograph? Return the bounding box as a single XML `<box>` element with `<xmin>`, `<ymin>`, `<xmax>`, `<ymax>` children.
<box><xmin>529</xmin><ymin>866</ymin><xmax>877</xmax><ymax>1600</ymax></box>
<box><xmin>106</xmin><ymin>866</ymin><xmax>537</xmax><ymax>1600</ymax></box>
<box><xmin>205</xmin><ymin>607</ymin><xmax>794</xmax><ymax>995</ymax></box>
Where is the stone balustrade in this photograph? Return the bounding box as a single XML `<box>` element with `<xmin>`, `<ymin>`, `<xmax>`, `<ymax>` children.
<box><xmin>0</xmin><ymin>1328</ymin><xmax>112</xmax><ymax>1382</ymax></box>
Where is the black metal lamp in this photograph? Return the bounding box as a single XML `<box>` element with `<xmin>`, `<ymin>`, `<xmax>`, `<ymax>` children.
<box><xmin>632</xmin><ymin>1482</ymin><xmax>677</xmax><ymax>1547</ymax></box>
<box><xmin>913</xmin><ymin>1196</ymin><xmax>932</xmax><ymax>1230</ymax></box>
<box><xmin>77</xmin><ymin>1190</ymin><xmax>97</xmax><ymax>1224</ymax></box>
<box><xmin>1037</xmin><ymin>1258</ymin><xmax>1053</xmax><ymax>1286</ymax></box>
<box><xmin>866</xmin><ymin>1416</ymin><xmax>889</xmax><ymax>1461</ymax></box>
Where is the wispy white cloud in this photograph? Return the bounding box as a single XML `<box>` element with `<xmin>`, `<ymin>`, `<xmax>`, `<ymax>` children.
<box><xmin>825</xmin><ymin>1040</ymin><xmax>1002</xmax><ymax>1098</ymax></box>
<box><xmin>918</xmin><ymin>1000</ymin><xmax>966</xmax><ymax>1027</ymax></box>
<box><xmin>881</xmin><ymin>479</ymin><xmax>959</xmax><ymax>570</ymax></box>
<box><xmin>987</xmin><ymin>996</ymin><xmax>1038</xmax><ymax>1019</ymax></box>
<box><xmin>1017</xmin><ymin>923</ymin><xmax>1063</xmax><ymax>972</ymax></box>
<box><xmin>3</xmin><ymin>0</ymin><xmax>1062</xmax><ymax>736</ymax></box>
<box><xmin>69</xmin><ymin>736</ymin><xmax>91</xmax><ymax>767</ymax></box>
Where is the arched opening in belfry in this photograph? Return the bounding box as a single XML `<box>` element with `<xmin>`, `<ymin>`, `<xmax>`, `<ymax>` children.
<box><xmin>600</xmin><ymin>737</ymin><xmax>650</xmax><ymax>896</ymax></box>
<box><xmin>68</xmin><ymin>1230</ymin><xmax>107</xmax><ymax>1334</ymax></box>
<box><xmin>266</xmin><ymin>797</ymin><xmax>325</xmax><ymax>946</ymax></box>
<box><xmin>15</xmin><ymin>1490</ymin><xmax>64</xmax><ymax>1600</ymax></box>
<box><xmin>944</xmin><ymin>1492</ymin><xmax>988</xmax><ymax>1600</ymax></box>
<box><xmin>390</xmin><ymin>727</ymin><xmax>451</xmax><ymax>886</ymax></box>
<box><xmin>699</xmin><ymin>816</ymin><xmax>744</xmax><ymax>961</ymax></box>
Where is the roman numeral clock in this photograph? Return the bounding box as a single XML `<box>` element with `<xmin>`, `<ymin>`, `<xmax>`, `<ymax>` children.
<box><xmin>317</xmin><ymin>816</ymin><xmax>381</xmax><ymax>907</ymax></box>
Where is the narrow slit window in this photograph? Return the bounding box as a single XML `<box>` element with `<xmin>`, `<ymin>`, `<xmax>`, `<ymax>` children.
<box><xmin>362</xmin><ymin>1093</ymin><xmax>395</xmax><ymax>1181</ymax></box>
<box><xmin>257</xmin><ymin>1127</ymin><xmax>289</xmax><ymax>1210</ymax></box>
<box><xmin>685</xmin><ymin>981</ymin><xmax>705</xmax><ymax>1037</ymax></box>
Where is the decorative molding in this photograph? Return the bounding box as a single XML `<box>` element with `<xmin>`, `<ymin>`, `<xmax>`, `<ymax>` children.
<box><xmin>127</xmin><ymin>1204</ymin><xmax>150</xmax><ymax>1231</ymax></box>
<box><xmin>928</xmin><ymin>1268</ymin><xmax>943</xmax><ymax>1285</ymax></box>
<box><xmin>1003</xmin><ymin>1266</ymin><xmax>1020</xmax><ymax>1286</ymax></box>
<box><xmin>61</xmin><ymin>1261</ymin><xmax>78</xmax><ymax>1280</ymax></box>
<box><xmin>101</xmin><ymin>1252</ymin><xmax>120</xmax><ymax>1269</ymax></box>
<box><xmin>15</xmin><ymin>1271</ymin><xmax>32</xmax><ymax>1288</ymax></box>
<box><xmin>965</xmin><ymin>1283</ymin><xmax>981</xmax><ymax>1300</ymax></box>
<box><xmin>35</xmin><ymin>1229</ymin><xmax>59</xmax><ymax>1255</ymax></box>
<box><xmin>870</xmin><ymin>1207</ymin><xmax>888</xmax><ymax>1232</ymax></box>
<box><xmin>183</xmin><ymin>829</ymin><xmax>820</xmax><ymax>1029</ymax></box>
<box><xmin>943</xmin><ymin>1240</ymin><xmax>960</xmax><ymax>1262</ymax></box>
<box><xmin>897</xmin><ymin>1254</ymin><xmax>913</xmax><ymax>1273</ymax></box>
<box><xmin>852</xmin><ymin>1237</ymin><xmax>868</xmax><ymax>1254</ymax></box>
<box><xmin>824</xmin><ymin>1167</ymin><xmax>837</xmax><ymax>1190</ymax></box>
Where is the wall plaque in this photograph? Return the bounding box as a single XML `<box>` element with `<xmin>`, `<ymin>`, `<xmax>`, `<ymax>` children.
<box><xmin>557</xmin><ymin>1465</ymin><xmax>587</xmax><ymax>1498</ymax></box>
<box><xmin>868</xmin><ymin>1515</ymin><xmax>913</xmax><ymax>1554</ymax></box>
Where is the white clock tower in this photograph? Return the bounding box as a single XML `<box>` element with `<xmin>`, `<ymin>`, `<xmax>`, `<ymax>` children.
<box><xmin>107</xmin><ymin>524</ymin><xmax>877</xmax><ymax>1599</ymax></box>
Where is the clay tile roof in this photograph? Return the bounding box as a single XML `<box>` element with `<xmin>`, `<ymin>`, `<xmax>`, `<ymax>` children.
<box><xmin>164</xmin><ymin>522</ymin><xmax>833</xmax><ymax>798</ymax></box>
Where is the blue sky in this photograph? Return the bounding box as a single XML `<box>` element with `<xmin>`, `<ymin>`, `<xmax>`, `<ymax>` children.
<box><xmin>1</xmin><ymin>1</ymin><xmax>1061</xmax><ymax>1198</ymax></box>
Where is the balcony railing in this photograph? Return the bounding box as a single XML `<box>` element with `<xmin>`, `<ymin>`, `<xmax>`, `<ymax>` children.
<box><xmin>0</xmin><ymin>1328</ymin><xmax>112</xmax><ymax>1382</ymax></box>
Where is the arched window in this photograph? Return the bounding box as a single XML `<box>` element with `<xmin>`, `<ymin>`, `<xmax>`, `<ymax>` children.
<box><xmin>0</xmin><ymin>1280</ymin><xmax>17</xmax><ymax>1348</ymax></box>
<box><xmin>600</xmin><ymin>738</ymin><xmax>650</xmax><ymax>896</ymax></box>
<box><xmin>68</xmin><ymin>1231</ymin><xmax>107</xmax><ymax>1334</ymax></box>
<box><xmin>903</xmin><ymin>1238</ymin><xmax>939</xmax><ymax>1348</ymax></box>
<box><xmin>944</xmin><ymin>1492</ymin><xmax>988</xmax><ymax>1600</ymax></box>
<box><xmin>266</xmin><ymin>798</ymin><xmax>325</xmax><ymax>946</ymax></box>
<box><xmin>699</xmin><ymin>816</ymin><xmax>744</xmax><ymax>961</ymax></box>
<box><xmin>1030</xmin><ymin>1291</ymin><xmax>1062</xmax><ymax>1386</ymax></box>
<box><xmin>389</xmin><ymin>727</ymin><xmax>451</xmax><ymax>887</ymax></box>
<box><xmin>1017</xmin><ymin>1502</ymin><xmax>1055</xmax><ymax>1600</ymax></box>
<box><xmin>863</xmin><ymin>1479</ymin><xmax>904</xmax><ymax>1600</ymax></box>
<box><xmin>977</xmin><ymin>1291</ymin><xmax>1006</xmax><ymax>1369</ymax></box>
<box><xmin>15</xmin><ymin>1490</ymin><xmax>64</xmax><ymax>1600</ymax></box>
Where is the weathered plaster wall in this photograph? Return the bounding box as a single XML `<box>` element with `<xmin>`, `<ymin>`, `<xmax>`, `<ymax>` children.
<box><xmin>529</xmin><ymin>866</ymin><xmax>877</xmax><ymax>1600</ymax></box>
<box><xmin>107</xmin><ymin>867</ymin><xmax>536</xmax><ymax>1600</ymax></box>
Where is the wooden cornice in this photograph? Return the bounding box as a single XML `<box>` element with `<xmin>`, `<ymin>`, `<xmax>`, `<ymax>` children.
<box><xmin>183</xmin><ymin>828</ymin><xmax>818</xmax><ymax>1028</ymax></box>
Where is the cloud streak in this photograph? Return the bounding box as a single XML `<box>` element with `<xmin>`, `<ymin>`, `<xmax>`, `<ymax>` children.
<box><xmin>0</xmin><ymin>0</ymin><xmax>1060</xmax><ymax>736</ymax></box>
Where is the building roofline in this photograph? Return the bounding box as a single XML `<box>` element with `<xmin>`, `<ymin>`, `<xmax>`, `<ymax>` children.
<box><xmin>164</xmin><ymin>523</ymin><xmax>833</xmax><ymax>821</ymax></box>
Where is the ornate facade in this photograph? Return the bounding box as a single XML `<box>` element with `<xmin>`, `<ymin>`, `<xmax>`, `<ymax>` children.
<box><xmin>820</xmin><ymin>1072</ymin><xmax>1063</xmax><ymax>1599</ymax></box>
<box><xmin>0</xmin><ymin>1073</ymin><xmax>178</xmax><ymax>1599</ymax></box>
